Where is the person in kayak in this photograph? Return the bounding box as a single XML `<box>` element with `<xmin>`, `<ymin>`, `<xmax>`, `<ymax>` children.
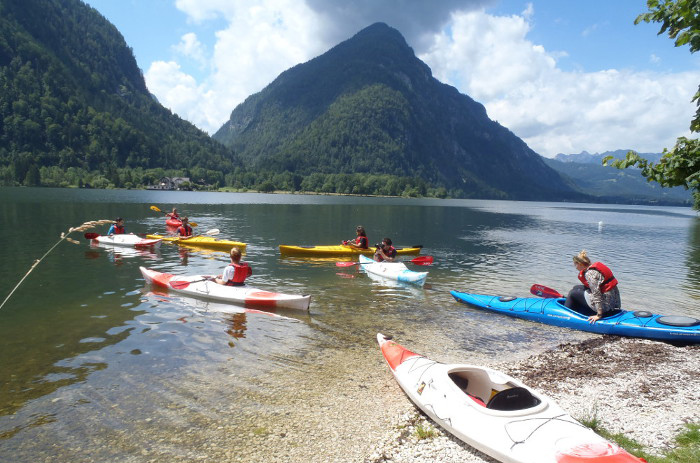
<box><xmin>215</xmin><ymin>247</ymin><xmax>252</xmax><ymax>286</ymax></box>
<box><xmin>374</xmin><ymin>238</ymin><xmax>397</xmax><ymax>262</ymax></box>
<box><xmin>107</xmin><ymin>217</ymin><xmax>126</xmax><ymax>235</ymax></box>
<box><xmin>565</xmin><ymin>250</ymin><xmax>621</xmax><ymax>323</ymax></box>
<box><xmin>166</xmin><ymin>208</ymin><xmax>180</xmax><ymax>220</ymax></box>
<box><xmin>343</xmin><ymin>225</ymin><xmax>369</xmax><ymax>249</ymax></box>
<box><xmin>177</xmin><ymin>217</ymin><xmax>193</xmax><ymax>237</ymax></box>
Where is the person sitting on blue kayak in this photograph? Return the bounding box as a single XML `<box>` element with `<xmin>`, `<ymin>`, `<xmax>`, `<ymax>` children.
<box><xmin>343</xmin><ymin>225</ymin><xmax>369</xmax><ymax>249</ymax></box>
<box><xmin>374</xmin><ymin>238</ymin><xmax>397</xmax><ymax>262</ymax></box>
<box><xmin>215</xmin><ymin>247</ymin><xmax>252</xmax><ymax>286</ymax></box>
<box><xmin>107</xmin><ymin>217</ymin><xmax>126</xmax><ymax>235</ymax></box>
<box><xmin>177</xmin><ymin>217</ymin><xmax>193</xmax><ymax>237</ymax></box>
<box><xmin>565</xmin><ymin>250</ymin><xmax>621</xmax><ymax>323</ymax></box>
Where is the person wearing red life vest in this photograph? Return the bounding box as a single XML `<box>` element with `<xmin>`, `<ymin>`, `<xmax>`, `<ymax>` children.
<box><xmin>564</xmin><ymin>250</ymin><xmax>621</xmax><ymax>323</ymax></box>
<box><xmin>215</xmin><ymin>247</ymin><xmax>252</xmax><ymax>286</ymax></box>
<box><xmin>166</xmin><ymin>208</ymin><xmax>180</xmax><ymax>219</ymax></box>
<box><xmin>177</xmin><ymin>217</ymin><xmax>193</xmax><ymax>237</ymax></box>
<box><xmin>107</xmin><ymin>217</ymin><xmax>126</xmax><ymax>235</ymax></box>
<box><xmin>342</xmin><ymin>225</ymin><xmax>369</xmax><ymax>249</ymax></box>
<box><xmin>374</xmin><ymin>237</ymin><xmax>397</xmax><ymax>262</ymax></box>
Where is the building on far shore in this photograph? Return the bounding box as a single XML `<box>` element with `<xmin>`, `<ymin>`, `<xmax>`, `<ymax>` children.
<box><xmin>147</xmin><ymin>177</ymin><xmax>191</xmax><ymax>190</ymax></box>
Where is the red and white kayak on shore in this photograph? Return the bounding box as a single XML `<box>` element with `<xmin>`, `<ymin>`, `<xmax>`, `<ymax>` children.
<box><xmin>377</xmin><ymin>333</ymin><xmax>644</xmax><ymax>463</ymax></box>
<box><xmin>91</xmin><ymin>234</ymin><xmax>161</xmax><ymax>248</ymax></box>
<box><xmin>140</xmin><ymin>267</ymin><xmax>311</xmax><ymax>311</ymax></box>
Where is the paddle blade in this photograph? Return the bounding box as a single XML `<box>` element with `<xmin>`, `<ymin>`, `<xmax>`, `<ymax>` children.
<box><xmin>169</xmin><ymin>280</ymin><xmax>192</xmax><ymax>290</ymax></box>
<box><xmin>205</xmin><ymin>228</ymin><xmax>220</xmax><ymax>236</ymax></box>
<box><xmin>190</xmin><ymin>221</ymin><xmax>198</xmax><ymax>227</ymax></box>
<box><xmin>150</xmin><ymin>205</ymin><xmax>162</xmax><ymax>213</ymax></box>
<box><xmin>411</xmin><ymin>256</ymin><xmax>433</xmax><ymax>265</ymax></box>
<box><xmin>335</xmin><ymin>262</ymin><xmax>359</xmax><ymax>267</ymax></box>
<box><xmin>84</xmin><ymin>233</ymin><xmax>100</xmax><ymax>240</ymax></box>
<box><xmin>530</xmin><ymin>284</ymin><xmax>563</xmax><ymax>298</ymax></box>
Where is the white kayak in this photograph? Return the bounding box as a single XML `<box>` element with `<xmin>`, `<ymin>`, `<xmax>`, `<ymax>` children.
<box><xmin>140</xmin><ymin>267</ymin><xmax>311</xmax><ymax>311</ymax></box>
<box><xmin>359</xmin><ymin>254</ymin><xmax>427</xmax><ymax>286</ymax></box>
<box><xmin>91</xmin><ymin>234</ymin><xmax>161</xmax><ymax>248</ymax></box>
<box><xmin>376</xmin><ymin>333</ymin><xmax>643</xmax><ymax>463</ymax></box>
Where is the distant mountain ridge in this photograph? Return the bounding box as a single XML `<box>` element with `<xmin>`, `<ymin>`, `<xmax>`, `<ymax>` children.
<box><xmin>214</xmin><ymin>23</ymin><xmax>584</xmax><ymax>201</ymax></box>
<box><xmin>554</xmin><ymin>149</ymin><xmax>665</xmax><ymax>164</ymax></box>
<box><xmin>544</xmin><ymin>151</ymin><xmax>691</xmax><ymax>206</ymax></box>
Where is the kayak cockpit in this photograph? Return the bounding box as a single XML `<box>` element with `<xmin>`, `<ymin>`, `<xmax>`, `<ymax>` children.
<box><xmin>448</xmin><ymin>368</ymin><xmax>542</xmax><ymax>411</ymax></box>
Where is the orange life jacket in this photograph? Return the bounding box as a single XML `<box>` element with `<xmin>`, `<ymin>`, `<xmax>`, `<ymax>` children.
<box><xmin>225</xmin><ymin>262</ymin><xmax>252</xmax><ymax>285</ymax></box>
<box><xmin>578</xmin><ymin>262</ymin><xmax>618</xmax><ymax>293</ymax></box>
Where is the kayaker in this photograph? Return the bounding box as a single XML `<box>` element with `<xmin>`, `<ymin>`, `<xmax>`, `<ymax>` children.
<box><xmin>107</xmin><ymin>217</ymin><xmax>126</xmax><ymax>235</ymax></box>
<box><xmin>177</xmin><ymin>217</ymin><xmax>193</xmax><ymax>237</ymax></box>
<box><xmin>166</xmin><ymin>208</ymin><xmax>180</xmax><ymax>220</ymax></box>
<box><xmin>343</xmin><ymin>225</ymin><xmax>369</xmax><ymax>249</ymax></box>
<box><xmin>565</xmin><ymin>250</ymin><xmax>621</xmax><ymax>323</ymax></box>
<box><xmin>374</xmin><ymin>238</ymin><xmax>397</xmax><ymax>262</ymax></box>
<box><xmin>215</xmin><ymin>247</ymin><xmax>252</xmax><ymax>286</ymax></box>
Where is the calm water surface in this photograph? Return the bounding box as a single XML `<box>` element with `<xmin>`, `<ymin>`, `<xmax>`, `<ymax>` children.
<box><xmin>0</xmin><ymin>187</ymin><xmax>698</xmax><ymax>461</ymax></box>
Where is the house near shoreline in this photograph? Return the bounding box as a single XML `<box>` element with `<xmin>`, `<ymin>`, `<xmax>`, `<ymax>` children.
<box><xmin>147</xmin><ymin>176</ymin><xmax>191</xmax><ymax>190</ymax></box>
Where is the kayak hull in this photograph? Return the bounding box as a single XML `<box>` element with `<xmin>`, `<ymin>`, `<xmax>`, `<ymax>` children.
<box><xmin>377</xmin><ymin>333</ymin><xmax>643</xmax><ymax>463</ymax></box>
<box><xmin>93</xmin><ymin>234</ymin><xmax>161</xmax><ymax>248</ymax></box>
<box><xmin>279</xmin><ymin>244</ymin><xmax>421</xmax><ymax>257</ymax></box>
<box><xmin>451</xmin><ymin>291</ymin><xmax>700</xmax><ymax>344</ymax></box>
<box><xmin>146</xmin><ymin>234</ymin><xmax>247</xmax><ymax>251</ymax></box>
<box><xmin>140</xmin><ymin>267</ymin><xmax>310</xmax><ymax>311</ymax></box>
<box><xmin>166</xmin><ymin>218</ymin><xmax>182</xmax><ymax>227</ymax></box>
<box><xmin>358</xmin><ymin>255</ymin><xmax>427</xmax><ymax>286</ymax></box>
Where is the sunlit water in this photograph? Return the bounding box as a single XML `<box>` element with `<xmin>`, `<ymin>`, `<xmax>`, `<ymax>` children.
<box><xmin>0</xmin><ymin>187</ymin><xmax>698</xmax><ymax>461</ymax></box>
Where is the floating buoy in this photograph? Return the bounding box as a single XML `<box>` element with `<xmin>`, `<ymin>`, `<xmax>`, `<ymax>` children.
<box><xmin>598</xmin><ymin>221</ymin><xmax>603</xmax><ymax>232</ymax></box>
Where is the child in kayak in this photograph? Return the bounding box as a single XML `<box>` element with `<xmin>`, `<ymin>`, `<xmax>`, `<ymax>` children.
<box><xmin>565</xmin><ymin>250</ymin><xmax>621</xmax><ymax>323</ymax></box>
<box><xmin>216</xmin><ymin>247</ymin><xmax>252</xmax><ymax>286</ymax></box>
<box><xmin>107</xmin><ymin>218</ymin><xmax>126</xmax><ymax>235</ymax></box>
<box><xmin>343</xmin><ymin>225</ymin><xmax>369</xmax><ymax>249</ymax></box>
<box><xmin>177</xmin><ymin>217</ymin><xmax>193</xmax><ymax>237</ymax></box>
<box><xmin>374</xmin><ymin>238</ymin><xmax>397</xmax><ymax>262</ymax></box>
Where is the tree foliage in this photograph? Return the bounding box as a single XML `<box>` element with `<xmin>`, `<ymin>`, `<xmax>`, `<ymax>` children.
<box><xmin>604</xmin><ymin>0</ymin><xmax>700</xmax><ymax>210</ymax></box>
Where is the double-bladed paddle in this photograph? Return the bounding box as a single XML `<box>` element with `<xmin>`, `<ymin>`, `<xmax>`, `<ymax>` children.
<box><xmin>335</xmin><ymin>255</ymin><xmax>434</xmax><ymax>267</ymax></box>
<box><xmin>169</xmin><ymin>276</ymin><xmax>215</xmax><ymax>290</ymax></box>
<box><xmin>530</xmin><ymin>284</ymin><xmax>563</xmax><ymax>298</ymax></box>
<box><xmin>150</xmin><ymin>205</ymin><xmax>198</xmax><ymax>227</ymax></box>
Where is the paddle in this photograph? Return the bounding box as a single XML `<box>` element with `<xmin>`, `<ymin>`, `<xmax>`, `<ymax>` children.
<box><xmin>170</xmin><ymin>276</ymin><xmax>215</xmax><ymax>290</ymax></box>
<box><xmin>530</xmin><ymin>284</ymin><xmax>563</xmax><ymax>298</ymax></box>
<box><xmin>335</xmin><ymin>255</ymin><xmax>434</xmax><ymax>267</ymax></box>
<box><xmin>150</xmin><ymin>205</ymin><xmax>198</xmax><ymax>227</ymax></box>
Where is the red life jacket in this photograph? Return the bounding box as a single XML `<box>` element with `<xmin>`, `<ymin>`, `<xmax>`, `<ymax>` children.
<box><xmin>178</xmin><ymin>225</ymin><xmax>193</xmax><ymax>237</ymax></box>
<box><xmin>578</xmin><ymin>262</ymin><xmax>618</xmax><ymax>293</ymax></box>
<box><xmin>376</xmin><ymin>245</ymin><xmax>397</xmax><ymax>262</ymax></box>
<box><xmin>113</xmin><ymin>225</ymin><xmax>125</xmax><ymax>234</ymax></box>
<box><xmin>225</xmin><ymin>262</ymin><xmax>252</xmax><ymax>285</ymax></box>
<box><xmin>355</xmin><ymin>235</ymin><xmax>369</xmax><ymax>249</ymax></box>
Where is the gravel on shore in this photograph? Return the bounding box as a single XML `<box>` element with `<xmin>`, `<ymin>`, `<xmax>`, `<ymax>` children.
<box><xmin>365</xmin><ymin>336</ymin><xmax>700</xmax><ymax>463</ymax></box>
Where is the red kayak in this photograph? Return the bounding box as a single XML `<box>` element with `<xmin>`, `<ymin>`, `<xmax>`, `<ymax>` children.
<box><xmin>166</xmin><ymin>218</ymin><xmax>182</xmax><ymax>227</ymax></box>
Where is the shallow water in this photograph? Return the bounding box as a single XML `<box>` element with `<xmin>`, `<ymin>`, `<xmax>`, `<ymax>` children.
<box><xmin>0</xmin><ymin>187</ymin><xmax>698</xmax><ymax>461</ymax></box>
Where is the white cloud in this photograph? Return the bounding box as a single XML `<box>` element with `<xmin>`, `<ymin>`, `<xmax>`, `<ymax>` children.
<box><xmin>420</xmin><ymin>9</ymin><xmax>697</xmax><ymax>156</ymax></box>
<box><xmin>173</xmin><ymin>33</ymin><xmax>207</xmax><ymax>67</ymax></box>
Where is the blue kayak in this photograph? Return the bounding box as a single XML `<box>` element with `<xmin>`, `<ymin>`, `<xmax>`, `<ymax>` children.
<box><xmin>450</xmin><ymin>290</ymin><xmax>700</xmax><ymax>344</ymax></box>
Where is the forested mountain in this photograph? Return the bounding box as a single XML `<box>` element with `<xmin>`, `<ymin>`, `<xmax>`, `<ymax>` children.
<box><xmin>0</xmin><ymin>0</ymin><xmax>236</xmax><ymax>188</ymax></box>
<box><xmin>544</xmin><ymin>151</ymin><xmax>692</xmax><ymax>206</ymax></box>
<box><xmin>214</xmin><ymin>23</ymin><xmax>585</xmax><ymax>201</ymax></box>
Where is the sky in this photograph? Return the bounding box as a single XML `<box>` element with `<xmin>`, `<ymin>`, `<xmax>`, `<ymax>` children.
<box><xmin>83</xmin><ymin>0</ymin><xmax>700</xmax><ymax>158</ymax></box>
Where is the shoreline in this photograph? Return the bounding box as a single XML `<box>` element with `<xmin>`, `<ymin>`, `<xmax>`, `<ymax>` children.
<box><xmin>365</xmin><ymin>336</ymin><xmax>700</xmax><ymax>462</ymax></box>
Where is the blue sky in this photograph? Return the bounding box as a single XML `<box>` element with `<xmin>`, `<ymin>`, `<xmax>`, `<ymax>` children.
<box><xmin>84</xmin><ymin>0</ymin><xmax>700</xmax><ymax>157</ymax></box>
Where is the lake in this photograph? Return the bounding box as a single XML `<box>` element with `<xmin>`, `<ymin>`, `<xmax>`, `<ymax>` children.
<box><xmin>0</xmin><ymin>187</ymin><xmax>698</xmax><ymax>461</ymax></box>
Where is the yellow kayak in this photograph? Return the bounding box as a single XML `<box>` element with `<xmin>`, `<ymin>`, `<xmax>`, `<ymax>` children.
<box><xmin>279</xmin><ymin>244</ymin><xmax>421</xmax><ymax>257</ymax></box>
<box><xmin>147</xmin><ymin>234</ymin><xmax>247</xmax><ymax>251</ymax></box>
